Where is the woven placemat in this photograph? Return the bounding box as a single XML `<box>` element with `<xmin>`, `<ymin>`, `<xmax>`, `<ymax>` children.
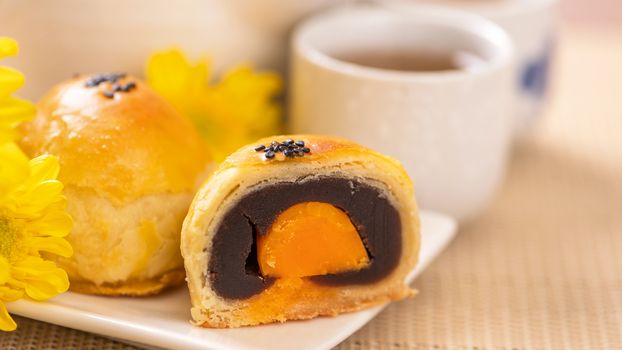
<box><xmin>2</xmin><ymin>24</ymin><xmax>621</xmax><ymax>350</ymax></box>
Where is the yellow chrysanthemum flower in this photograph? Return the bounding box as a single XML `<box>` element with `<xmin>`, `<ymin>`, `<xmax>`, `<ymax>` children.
<box><xmin>146</xmin><ymin>49</ymin><xmax>282</xmax><ymax>161</ymax></box>
<box><xmin>0</xmin><ymin>37</ymin><xmax>73</xmax><ymax>332</ymax></box>
<box><xmin>0</xmin><ymin>152</ymin><xmax>73</xmax><ymax>331</ymax></box>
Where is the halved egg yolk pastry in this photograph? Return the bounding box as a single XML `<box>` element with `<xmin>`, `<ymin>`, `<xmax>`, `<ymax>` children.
<box><xmin>181</xmin><ymin>135</ymin><xmax>420</xmax><ymax>328</ymax></box>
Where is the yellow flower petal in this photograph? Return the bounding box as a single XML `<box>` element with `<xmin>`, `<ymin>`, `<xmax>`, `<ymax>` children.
<box><xmin>0</xmin><ymin>128</ymin><xmax>19</xmax><ymax>145</ymax></box>
<box><xmin>26</xmin><ymin>209</ymin><xmax>72</xmax><ymax>238</ymax></box>
<box><xmin>146</xmin><ymin>49</ymin><xmax>192</xmax><ymax>99</ymax></box>
<box><xmin>14</xmin><ymin>180</ymin><xmax>64</xmax><ymax>216</ymax></box>
<box><xmin>0</xmin><ymin>257</ymin><xmax>9</xmax><ymax>284</ymax></box>
<box><xmin>0</xmin><ymin>96</ymin><xmax>35</xmax><ymax>144</ymax></box>
<box><xmin>5</xmin><ymin>277</ymin><xmax>24</xmax><ymax>291</ymax></box>
<box><xmin>146</xmin><ymin>49</ymin><xmax>212</xmax><ymax>109</ymax></box>
<box><xmin>0</xmin><ymin>285</ymin><xmax>22</xmax><ymax>302</ymax></box>
<box><xmin>26</xmin><ymin>236</ymin><xmax>73</xmax><ymax>258</ymax></box>
<box><xmin>0</xmin><ymin>38</ymin><xmax>18</xmax><ymax>59</ymax></box>
<box><xmin>0</xmin><ymin>285</ymin><xmax>23</xmax><ymax>332</ymax></box>
<box><xmin>0</xmin><ymin>67</ymin><xmax>25</xmax><ymax>98</ymax></box>
<box><xmin>18</xmin><ymin>155</ymin><xmax>60</xmax><ymax>191</ymax></box>
<box><xmin>0</xmin><ymin>301</ymin><xmax>17</xmax><ymax>331</ymax></box>
<box><xmin>0</xmin><ymin>143</ymin><xmax>29</xmax><ymax>199</ymax></box>
<box><xmin>0</xmin><ymin>96</ymin><xmax>35</xmax><ymax>127</ymax></box>
<box><xmin>11</xmin><ymin>257</ymin><xmax>69</xmax><ymax>301</ymax></box>
<box><xmin>24</xmin><ymin>273</ymin><xmax>69</xmax><ymax>300</ymax></box>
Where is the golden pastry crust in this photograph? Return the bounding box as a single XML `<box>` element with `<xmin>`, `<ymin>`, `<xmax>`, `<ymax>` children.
<box><xmin>224</xmin><ymin>134</ymin><xmax>404</xmax><ymax>170</ymax></box>
<box><xmin>182</xmin><ymin>134</ymin><xmax>420</xmax><ymax>327</ymax></box>
<box><xmin>20</xmin><ymin>74</ymin><xmax>212</xmax><ymax>296</ymax></box>
<box><xmin>69</xmin><ymin>269</ymin><xmax>186</xmax><ymax>296</ymax></box>
<box><xmin>199</xmin><ymin>288</ymin><xmax>417</xmax><ymax>328</ymax></box>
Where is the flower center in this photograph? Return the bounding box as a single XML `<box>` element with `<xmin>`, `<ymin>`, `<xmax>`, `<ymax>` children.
<box><xmin>0</xmin><ymin>215</ymin><xmax>17</xmax><ymax>259</ymax></box>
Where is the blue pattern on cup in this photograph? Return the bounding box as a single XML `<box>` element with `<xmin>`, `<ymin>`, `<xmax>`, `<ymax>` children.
<box><xmin>521</xmin><ymin>42</ymin><xmax>553</xmax><ymax>99</ymax></box>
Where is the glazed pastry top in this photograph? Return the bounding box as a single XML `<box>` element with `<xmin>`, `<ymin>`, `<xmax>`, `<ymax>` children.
<box><xmin>223</xmin><ymin>134</ymin><xmax>411</xmax><ymax>186</ymax></box>
<box><xmin>20</xmin><ymin>74</ymin><xmax>210</xmax><ymax>204</ymax></box>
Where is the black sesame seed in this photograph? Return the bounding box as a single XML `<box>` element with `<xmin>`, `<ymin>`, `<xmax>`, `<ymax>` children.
<box><xmin>102</xmin><ymin>91</ymin><xmax>115</xmax><ymax>99</ymax></box>
<box><xmin>124</xmin><ymin>82</ymin><xmax>136</xmax><ymax>91</ymax></box>
<box><xmin>85</xmin><ymin>73</ymin><xmax>130</xmax><ymax>89</ymax></box>
<box><xmin>261</xmin><ymin>139</ymin><xmax>311</xmax><ymax>159</ymax></box>
<box><xmin>105</xmin><ymin>73</ymin><xmax>126</xmax><ymax>82</ymax></box>
<box><xmin>112</xmin><ymin>84</ymin><xmax>122</xmax><ymax>92</ymax></box>
<box><xmin>85</xmin><ymin>77</ymin><xmax>105</xmax><ymax>87</ymax></box>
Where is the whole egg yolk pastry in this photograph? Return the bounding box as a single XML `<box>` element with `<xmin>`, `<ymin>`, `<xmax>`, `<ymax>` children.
<box><xmin>20</xmin><ymin>73</ymin><xmax>213</xmax><ymax>296</ymax></box>
<box><xmin>181</xmin><ymin>135</ymin><xmax>420</xmax><ymax>327</ymax></box>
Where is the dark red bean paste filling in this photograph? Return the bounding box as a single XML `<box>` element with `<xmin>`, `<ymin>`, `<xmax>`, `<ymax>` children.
<box><xmin>208</xmin><ymin>176</ymin><xmax>402</xmax><ymax>300</ymax></box>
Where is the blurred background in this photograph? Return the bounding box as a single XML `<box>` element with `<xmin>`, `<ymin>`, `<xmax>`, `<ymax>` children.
<box><xmin>1</xmin><ymin>0</ymin><xmax>619</xmax><ymax>99</ymax></box>
<box><xmin>562</xmin><ymin>0</ymin><xmax>621</xmax><ymax>24</ymax></box>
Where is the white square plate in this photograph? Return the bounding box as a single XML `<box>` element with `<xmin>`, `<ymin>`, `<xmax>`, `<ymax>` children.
<box><xmin>8</xmin><ymin>210</ymin><xmax>456</xmax><ymax>350</ymax></box>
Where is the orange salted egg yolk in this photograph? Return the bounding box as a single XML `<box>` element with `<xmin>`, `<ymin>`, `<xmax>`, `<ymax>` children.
<box><xmin>257</xmin><ymin>201</ymin><xmax>370</xmax><ymax>278</ymax></box>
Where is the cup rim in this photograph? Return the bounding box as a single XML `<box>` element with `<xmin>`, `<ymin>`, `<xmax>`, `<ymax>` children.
<box><xmin>379</xmin><ymin>0</ymin><xmax>558</xmax><ymax>19</ymax></box>
<box><xmin>292</xmin><ymin>5</ymin><xmax>514</xmax><ymax>83</ymax></box>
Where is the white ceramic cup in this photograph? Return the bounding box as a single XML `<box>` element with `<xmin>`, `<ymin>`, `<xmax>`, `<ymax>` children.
<box><xmin>379</xmin><ymin>0</ymin><xmax>559</xmax><ymax>135</ymax></box>
<box><xmin>290</xmin><ymin>5</ymin><xmax>514</xmax><ymax>221</ymax></box>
